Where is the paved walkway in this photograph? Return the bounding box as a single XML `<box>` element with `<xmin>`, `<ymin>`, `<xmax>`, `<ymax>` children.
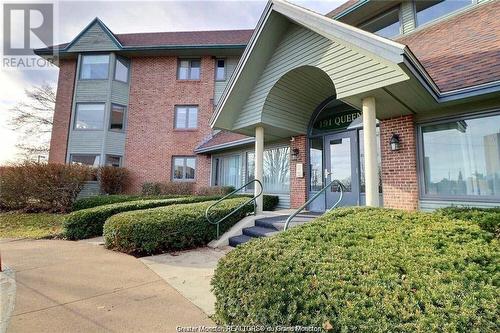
<box><xmin>0</xmin><ymin>239</ymin><xmax>213</xmax><ymax>333</ymax></box>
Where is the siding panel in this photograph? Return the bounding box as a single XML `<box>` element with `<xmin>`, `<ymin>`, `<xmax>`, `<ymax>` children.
<box><xmin>68</xmin><ymin>23</ymin><xmax>120</xmax><ymax>52</ymax></box>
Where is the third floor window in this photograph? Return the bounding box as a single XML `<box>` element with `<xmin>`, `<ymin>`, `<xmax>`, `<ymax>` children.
<box><xmin>416</xmin><ymin>0</ymin><xmax>472</xmax><ymax>27</ymax></box>
<box><xmin>360</xmin><ymin>6</ymin><xmax>401</xmax><ymax>39</ymax></box>
<box><xmin>175</xmin><ymin>105</ymin><xmax>198</xmax><ymax>129</ymax></box>
<box><xmin>80</xmin><ymin>55</ymin><xmax>109</xmax><ymax>80</ymax></box>
<box><xmin>215</xmin><ymin>59</ymin><xmax>226</xmax><ymax>81</ymax></box>
<box><xmin>178</xmin><ymin>59</ymin><xmax>201</xmax><ymax>80</ymax></box>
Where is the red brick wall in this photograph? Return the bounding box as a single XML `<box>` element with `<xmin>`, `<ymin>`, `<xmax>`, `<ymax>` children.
<box><xmin>125</xmin><ymin>56</ymin><xmax>215</xmax><ymax>193</ymax></box>
<box><xmin>380</xmin><ymin>115</ymin><xmax>419</xmax><ymax>210</ymax></box>
<box><xmin>290</xmin><ymin>135</ymin><xmax>308</xmax><ymax>208</ymax></box>
<box><xmin>48</xmin><ymin>59</ymin><xmax>76</xmax><ymax>163</ymax></box>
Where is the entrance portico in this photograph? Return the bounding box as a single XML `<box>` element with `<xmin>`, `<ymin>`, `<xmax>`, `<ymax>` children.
<box><xmin>210</xmin><ymin>0</ymin><xmax>436</xmax><ymax>211</ymax></box>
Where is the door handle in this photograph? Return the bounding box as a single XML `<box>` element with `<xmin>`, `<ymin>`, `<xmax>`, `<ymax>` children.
<box><xmin>324</xmin><ymin>169</ymin><xmax>332</xmax><ymax>180</ymax></box>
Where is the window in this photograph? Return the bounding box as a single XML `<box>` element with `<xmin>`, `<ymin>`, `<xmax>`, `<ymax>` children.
<box><xmin>70</xmin><ymin>154</ymin><xmax>100</xmax><ymax>167</ymax></box>
<box><xmin>177</xmin><ymin>59</ymin><xmax>201</xmax><ymax>80</ymax></box>
<box><xmin>173</xmin><ymin>157</ymin><xmax>196</xmax><ymax>181</ymax></box>
<box><xmin>114</xmin><ymin>57</ymin><xmax>129</xmax><ymax>82</ymax></box>
<box><xmin>309</xmin><ymin>138</ymin><xmax>323</xmax><ymax>192</ymax></box>
<box><xmin>359</xmin><ymin>128</ymin><xmax>383</xmax><ymax>194</ymax></box>
<box><xmin>360</xmin><ymin>7</ymin><xmax>400</xmax><ymax>38</ymax></box>
<box><xmin>80</xmin><ymin>55</ymin><xmax>109</xmax><ymax>80</ymax></box>
<box><xmin>420</xmin><ymin>113</ymin><xmax>500</xmax><ymax>199</ymax></box>
<box><xmin>74</xmin><ymin>103</ymin><xmax>105</xmax><ymax>130</ymax></box>
<box><xmin>215</xmin><ymin>59</ymin><xmax>226</xmax><ymax>81</ymax></box>
<box><xmin>110</xmin><ymin>104</ymin><xmax>125</xmax><ymax>131</ymax></box>
<box><xmin>246</xmin><ymin>147</ymin><xmax>290</xmax><ymax>193</ymax></box>
<box><xmin>214</xmin><ymin>155</ymin><xmax>240</xmax><ymax>187</ymax></box>
<box><xmin>105</xmin><ymin>155</ymin><xmax>122</xmax><ymax>167</ymax></box>
<box><xmin>416</xmin><ymin>0</ymin><xmax>472</xmax><ymax>27</ymax></box>
<box><xmin>175</xmin><ymin>105</ymin><xmax>198</xmax><ymax>129</ymax></box>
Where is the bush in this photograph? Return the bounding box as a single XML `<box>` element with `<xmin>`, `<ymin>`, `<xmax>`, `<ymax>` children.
<box><xmin>142</xmin><ymin>181</ymin><xmax>194</xmax><ymax>195</ymax></box>
<box><xmin>104</xmin><ymin>197</ymin><xmax>253</xmax><ymax>255</ymax></box>
<box><xmin>212</xmin><ymin>207</ymin><xmax>499</xmax><ymax>331</ymax></box>
<box><xmin>98</xmin><ymin>166</ymin><xmax>129</xmax><ymax>195</ymax></box>
<box><xmin>436</xmin><ymin>206</ymin><xmax>500</xmax><ymax>237</ymax></box>
<box><xmin>239</xmin><ymin>194</ymin><xmax>279</xmax><ymax>211</ymax></box>
<box><xmin>0</xmin><ymin>162</ymin><xmax>92</xmax><ymax>212</ymax></box>
<box><xmin>64</xmin><ymin>195</ymin><xmax>219</xmax><ymax>240</ymax></box>
<box><xmin>72</xmin><ymin>194</ymin><xmax>181</xmax><ymax>211</ymax></box>
<box><xmin>196</xmin><ymin>186</ymin><xmax>235</xmax><ymax>196</ymax></box>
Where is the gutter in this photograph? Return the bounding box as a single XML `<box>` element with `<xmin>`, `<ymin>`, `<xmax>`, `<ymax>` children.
<box><xmin>194</xmin><ymin>138</ymin><xmax>255</xmax><ymax>154</ymax></box>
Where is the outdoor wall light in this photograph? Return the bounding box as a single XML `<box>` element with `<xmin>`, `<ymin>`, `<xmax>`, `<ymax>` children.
<box><xmin>390</xmin><ymin>133</ymin><xmax>401</xmax><ymax>151</ymax></box>
<box><xmin>291</xmin><ymin>148</ymin><xmax>300</xmax><ymax>160</ymax></box>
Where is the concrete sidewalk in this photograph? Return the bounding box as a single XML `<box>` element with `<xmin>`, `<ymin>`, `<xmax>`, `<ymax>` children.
<box><xmin>0</xmin><ymin>239</ymin><xmax>213</xmax><ymax>333</ymax></box>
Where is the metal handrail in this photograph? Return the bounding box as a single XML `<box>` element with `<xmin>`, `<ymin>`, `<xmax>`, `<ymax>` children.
<box><xmin>284</xmin><ymin>179</ymin><xmax>345</xmax><ymax>231</ymax></box>
<box><xmin>205</xmin><ymin>179</ymin><xmax>263</xmax><ymax>239</ymax></box>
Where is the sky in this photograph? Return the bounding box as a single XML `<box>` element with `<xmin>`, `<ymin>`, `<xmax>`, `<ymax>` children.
<box><xmin>0</xmin><ymin>0</ymin><xmax>343</xmax><ymax>165</ymax></box>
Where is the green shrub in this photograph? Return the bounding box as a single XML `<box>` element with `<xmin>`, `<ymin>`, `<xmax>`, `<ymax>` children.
<box><xmin>64</xmin><ymin>195</ymin><xmax>219</xmax><ymax>240</ymax></box>
<box><xmin>436</xmin><ymin>207</ymin><xmax>500</xmax><ymax>238</ymax></box>
<box><xmin>196</xmin><ymin>186</ymin><xmax>235</xmax><ymax>196</ymax></box>
<box><xmin>239</xmin><ymin>194</ymin><xmax>279</xmax><ymax>211</ymax></box>
<box><xmin>142</xmin><ymin>181</ymin><xmax>194</xmax><ymax>195</ymax></box>
<box><xmin>104</xmin><ymin>197</ymin><xmax>253</xmax><ymax>255</ymax></box>
<box><xmin>212</xmin><ymin>207</ymin><xmax>499</xmax><ymax>331</ymax></box>
<box><xmin>0</xmin><ymin>162</ymin><xmax>92</xmax><ymax>212</ymax></box>
<box><xmin>72</xmin><ymin>194</ymin><xmax>181</xmax><ymax>211</ymax></box>
<box><xmin>98</xmin><ymin>166</ymin><xmax>129</xmax><ymax>194</ymax></box>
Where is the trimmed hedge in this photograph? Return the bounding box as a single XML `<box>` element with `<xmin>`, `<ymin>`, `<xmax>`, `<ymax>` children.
<box><xmin>72</xmin><ymin>194</ymin><xmax>181</xmax><ymax>211</ymax></box>
<box><xmin>436</xmin><ymin>207</ymin><xmax>500</xmax><ymax>238</ymax></box>
<box><xmin>239</xmin><ymin>194</ymin><xmax>279</xmax><ymax>211</ymax></box>
<box><xmin>64</xmin><ymin>196</ymin><xmax>219</xmax><ymax>240</ymax></box>
<box><xmin>212</xmin><ymin>207</ymin><xmax>499</xmax><ymax>331</ymax></box>
<box><xmin>104</xmin><ymin>197</ymin><xmax>253</xmax><ymax>255</ymax></box>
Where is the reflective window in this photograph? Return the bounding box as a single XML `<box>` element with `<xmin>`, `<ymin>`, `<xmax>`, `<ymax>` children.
<box><xmin>178</xmin><ymin>59</ymin><xmax>201</xmax><ymax>80</ymax></box>
<box><xmin>359</xmin><ymin>128</ymin><xmax>382</xmax><ymax>193</ymax></box>
<box><xmin>214</xmin><ymin>155</ymin><xmax>240</xmax><ymax>187</ymax></box>
<box><xmin>421</xmin><ymin>114</ymin><xmax>500</xmax><ymax>198</ymax></box>
<box><xmin>110</xmin><ymin>104</ymin><xmax>125</xmax><ymax>131</ymax></box>
<box><xmin>114</xmin><ymin>57</ymin><xmax>129</xmax><ymax>82</ymax></box>
<box><xmin>175</xmin><ymin>106</ymin><xmax>198</xmax><ymax>129</ymax></box>
<box><xmin>80</xmin><ymin>55</ymin><xmax>109</xmax><ymax>80</ymax></box>
<box><xmin>74</xmin><ymin>103</ymin><xmax>105</xmax><ymax>130</ymax></box>
<box><xmin>416</xmin><ymin>0</ymin><xmax>472</xmax><ymax>27</ymax></box>
<box><xmin>246</xmin><ymin>147</ymin><xmax>290</xmax><ymax>193</ymax></box>
<box><xmin>173</xmin><ymin>157</ymin><xmax>196</xmax><ymax>181</ymax></box>
<box><xmin>105</xmin><ymin>155</ymin><xmax>121</xmax><ymax>167</ymax></box>
<box><xmin>360</xmin><ymin>6</ymin><xmax>400</xmax><ymax>38</ymax></box>
<box><xmin>310</xmin><ymin>138</ymin><xmax>323</xmax><ymax>191</ymax></box>
<box><xmin>329</xmin><ymin>137</ymin><xmax>352</xmax><ymax>192</ymax></box>
<box><xmin>71</xmin><ymin>154</ymin><xmax>100</xmax><ymax>167</ymax></box>
<box><xmin>215</xmin><ymin>59</ymin><xmax>226</xmax><ymax>81</ymax></box>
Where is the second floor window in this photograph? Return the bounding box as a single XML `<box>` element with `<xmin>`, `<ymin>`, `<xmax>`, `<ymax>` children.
<box><xmin>416</xmin><ymin>0</ymin><xmax>472</xmax><ymax>27</ymax></box>
<box><xmin>74</xmin><ymin>103</ymin><xmax>105</xmax><ymax>130</ymax></box>
<box><xmin>360</xmin><ymin>7</ymin><xmax>400</xmax><ymax>39</ymax></box>
<box><xmin>114</xmin><ymin>57</ymin><xmax>129</xmax><ymax>82</ymax></box>
<box><xmin>178</xmin><ymin>59</ymin><xmax>201</xmax><ymax>80</ymax></box>
<box><xmin>175</xmin><ymin>105</ymin><xmax>198</xmax><ymax>129</ymax></box>
<box><xmin>215</xmin><ymin>59</ymin><xmax>226</xmax><ymax>81</ymax></box>
<box><xmin>80</xmin><ymin>55</ymin><xmax>109</xmax><ymax>80</ymax></box>
<box><xmin>110</xmin><ymin>104</ymin><xmax>126</xmax><ymax>131</ymax></box>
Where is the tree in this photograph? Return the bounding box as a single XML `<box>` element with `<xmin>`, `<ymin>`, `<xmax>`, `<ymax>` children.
<box><xmin>8</xmin><ymin>84</ymin><xmax>56</xmax><ymax>160</ymax></box>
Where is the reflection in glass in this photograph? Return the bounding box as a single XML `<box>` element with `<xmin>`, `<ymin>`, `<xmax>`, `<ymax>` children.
<box><xmin>310</xmin><ymin>138</ymin><xmax>323</xmax><ymax>191</ymax></box>
<box><xmin>246</xmin><ymin>147</ymin><xmax>290</xmax><ymax>193</ymax></box>
<box><xmin>75</xmin><ymin>103</ymin><xmax>105</xmax><ymax>130</ymax></box>
<box><xmin>422</xmin><ymin>114</ymin><xmax>500</xmax><ymax>197</ymax></box>
<box><xmin>329</xmin><ymin>138</ymin><xmax>352</xmax><ymax>192</ymax></box>
<box><xmin>214</xmin><ymin>155</ymin><xmax>240</xmax><ymax>187</ymax></box>
<box><xmin>359</xmin><ymin>128</ymin><xmax>382</xmax><ymax>193</ymax></box>
<box><xmin>416</xmin><ymin>0</ymin><xmax>471</xmax><ymax>27</ymax></box>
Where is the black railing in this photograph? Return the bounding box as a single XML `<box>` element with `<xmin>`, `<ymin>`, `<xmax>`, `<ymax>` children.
<box><xmin>205</xmin><ymin>179</ymin><xmax>263</xmax><ymax>239</ymax></box>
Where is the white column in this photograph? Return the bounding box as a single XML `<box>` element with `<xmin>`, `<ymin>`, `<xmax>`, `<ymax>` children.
<box><xmin>254</xmin><ymin>126</ymin><xmax>264</xmax><ymax>214</ymax></box>
<box><xmin>362</xmin><ymin>96</ymin><xmax>380</xmax><ymax>207</ymax></box>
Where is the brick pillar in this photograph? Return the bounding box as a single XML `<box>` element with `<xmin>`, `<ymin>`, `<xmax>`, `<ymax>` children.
<box><xmin>290</xmin><ymin>135</ymin><xmax>308</xmax><ymax>209</ymax></box>
<box><xmin>48</xmin><ymin>59</ymin><xmax>76</xmax><ymax>163</ymax></box>
<box><xmin>380</xmin><ymin>115</ymin><xmax>419</xmax><ymax>210</ymax></box>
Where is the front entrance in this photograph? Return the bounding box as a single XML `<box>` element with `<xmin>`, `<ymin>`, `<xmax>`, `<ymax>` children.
<box><xmin>325</xmin><ymin>131</ymin><xmax>359</xmax><ymax>207</ymax></box>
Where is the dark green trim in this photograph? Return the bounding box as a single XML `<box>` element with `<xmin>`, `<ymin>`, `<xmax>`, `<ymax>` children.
<box><xmin>332</xmin><ymin>0</ymin><xmax>370</xmax><ymax>19</ymax></box>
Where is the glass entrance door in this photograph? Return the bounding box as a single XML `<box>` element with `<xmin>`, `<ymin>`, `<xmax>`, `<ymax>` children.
<box><xmin>324</xmin><ymin>131</ymin><xmax>359</xmax><ymax>207</ymax></box>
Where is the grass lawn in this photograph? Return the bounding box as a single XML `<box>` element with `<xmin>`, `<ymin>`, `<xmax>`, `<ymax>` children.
<box><xmin>0</xmin><ymin>212</ymin><xmax>66</xmax><ymax>239</ymax></box>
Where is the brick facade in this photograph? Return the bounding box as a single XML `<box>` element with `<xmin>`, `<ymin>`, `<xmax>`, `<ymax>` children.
<box><xmin>124</xmin><ymin>56</ymin><xmax>215</xmax><ymax>192</ymax></box>
<box><xmin>380</xmin><ymin>115</ymin><xmax>419</xmax><ymax>211</ymax></box>
<box><xmin>48</xmin><ymin>59</ymin><xmax>76</xmax><ymax>163</ymax></box>
<box><xmin>290</xmin><ymin>135</ymin><xmax>308</xmax><ymax>209</ymax></box>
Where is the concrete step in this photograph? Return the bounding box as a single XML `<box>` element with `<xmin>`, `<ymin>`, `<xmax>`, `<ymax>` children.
<box><xmin>228</xmin><ymin>234</ymin><xmax>253</xmax><ymax>247</ymax></box>
<box><xmin>242</xmin><ymin>226</ymin><xmax>278</xmax><ymax>238</ymax></box>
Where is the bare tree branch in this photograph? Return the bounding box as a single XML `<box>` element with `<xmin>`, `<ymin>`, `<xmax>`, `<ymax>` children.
<box><xmin>8</xmin><ymin>83</ymin><xmax>56</xmax><ymax>160</ymax></box>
